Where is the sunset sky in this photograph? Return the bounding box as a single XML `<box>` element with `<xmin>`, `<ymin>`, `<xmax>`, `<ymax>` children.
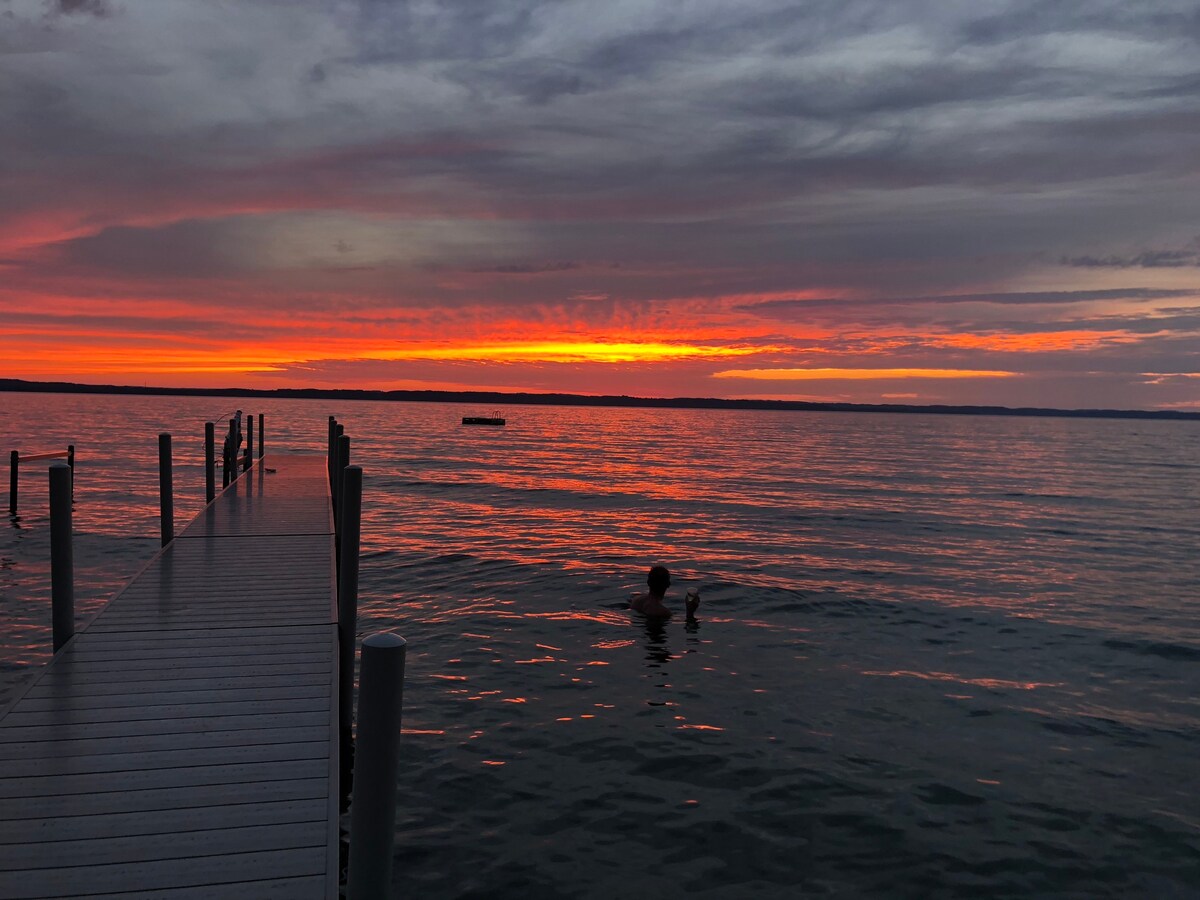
<box><xmin>3</xmin><ymin>0</ymin><xmax>1199</xmax><ymax>409</ymax></box>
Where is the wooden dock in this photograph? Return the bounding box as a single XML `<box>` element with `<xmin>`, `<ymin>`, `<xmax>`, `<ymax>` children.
<box><xmin>0</xmin><ymin>453</ymin><xmax>340</xmax><ymax>899</ymax></box>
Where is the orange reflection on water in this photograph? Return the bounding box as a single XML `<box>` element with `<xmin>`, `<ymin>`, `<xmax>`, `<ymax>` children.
<box><xmin>481</xmin><ymin>760</ymin><xmax>506</xmax><ymax>766</ymax></box>
<box><xmin>502</xmin><ymin>697</ymin><xmax>528</xmax><ymax>704</ymax></box>
<box><xmin>863</xmin><ymin>670</ymin><xmax>1064</xmax><ymax>690</ymax></box>
<box><xmin>583</xmin><ymin>661</ymin><xmax>609</xmax><ymax>666</ymax></box>
<box><xmin>594</xmin><ymin>640</ymin><xmax>636</xmax><ymax>650</ymax></box>
<box><xmin>678</xmin><ymin>724</ymin><xmax>724</xmax><ymax>731</ymax></box>
<box><xmin>514</xmin><ymin>657</ymin><xmax>558</xmax><ymax>664</ymax></box>
<box><xmin>430</xmin><ymin>674</ymin><xmax>469</xmax><ymax>682</ymax></box>
<box><xmin>402</xmin><ymin>728</ymin><xmax>447</xmax><ymax>735</ymax></box>
<box><xmin>521</xmin><ymin>611</ymin><xmax>628</xmax><ymax>626</ymax></box>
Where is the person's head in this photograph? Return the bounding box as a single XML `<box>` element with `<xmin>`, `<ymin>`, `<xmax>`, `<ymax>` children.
<box><xmin>647</xmin><ymin>565</ymin><xmax>671</xmax><ymax>597</ymax></box>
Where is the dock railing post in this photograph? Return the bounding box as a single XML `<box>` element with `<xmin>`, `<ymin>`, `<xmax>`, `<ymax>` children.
<box><xmin>8</xmin><ymin>451</ymin><xmax>16</xmax><ymax>515</ymax></box>
<box><xmin>158</xmin><ymin>433</ymin><xmax>174</xmax><ymax>546</ymax></box>
<box><xmin>67</xmin><ymin>444</ymin><xmax>75</xmax><ymax>499</ymax></box>
<box><xmin>347</xmin><ymin>632</ymin><xmax>406</xmax><ymax>900</ymax></box>
<box><xmin>205</xmin><ymin>422</ymin><xmax>216</xmax><ymax>503</ymax></box>
<box><xmin>338</xmin><ymin>464</ymin><xmax>362</xmax><ymax>741</ymax></box>
<box><xmin>258</xmin><ymin>412</ymin><xmax>264</xmax><ymax>459</ymax></box>
<box><xmin>245</xmin><ymin>414</ymin><xmax>254</xmax><ymax>473</ymax></box>
<box><xmin>49</xmin><ymin>462</ymin><xmax>74</xmax><ymax>651</ymax></box>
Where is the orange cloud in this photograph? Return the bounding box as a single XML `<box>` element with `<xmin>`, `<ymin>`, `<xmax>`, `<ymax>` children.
<box><xmin>712</xmin><ymin>368</ymin><xmax>1017</xmax><ymax>380</ymax></box>
<box><xmin>930</xmin><ymin>331</ymin><xmax>1139</xmax><ymax>352</ymax></box>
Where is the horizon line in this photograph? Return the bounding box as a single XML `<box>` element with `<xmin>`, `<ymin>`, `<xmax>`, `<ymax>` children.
<box><xmin>3</xmin><ymin>378</ymin><xmax>1199</xmax><ymax>422</ymax></box>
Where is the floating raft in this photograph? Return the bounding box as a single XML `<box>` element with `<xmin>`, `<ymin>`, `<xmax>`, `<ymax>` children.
<box><xmin>462</xmin><ymin>416</ymin><xmax>505</xmax><ymax>426</ymax></box>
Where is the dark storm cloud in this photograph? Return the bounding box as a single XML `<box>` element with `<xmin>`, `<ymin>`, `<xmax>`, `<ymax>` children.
<box><xmin>37</xmin><ymin>220</ymin><xmax>253</xmax><ymax>279</ymax></box>
<box><xmin>50</xmin><ymin>0</ymin><xmax>110</xmax><ymax>16</ymax></box>
<box><xmin>7</xmin><ymin>0</ymin><xmax>1200</xmax><ymax>245</ymax></box>
<box><xmin>1063</xmin><ymin>248</ymin><xmax>1200</xmax><ymax>268</ymax></box>
<box><xmin>740</xmin><ymin>289</ymin><xmax>1197</xmax><ymax>316</ymax></box>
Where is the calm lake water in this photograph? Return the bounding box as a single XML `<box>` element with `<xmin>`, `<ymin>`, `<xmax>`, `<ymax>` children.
<box><xmin>2</xmin><ymin>391</ymin><xmax>1199</xmax><ymax>897</ymax></box>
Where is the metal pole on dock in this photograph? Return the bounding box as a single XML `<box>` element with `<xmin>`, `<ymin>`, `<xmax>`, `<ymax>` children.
<box><xmin>338</xmin><ymin>465</ymin><xmax>362</xmax><ymax>738</ymax></box>
<box><xmin>158</xmin><ymin>433</ymin><xmax>174</xmax><ymax>547</ymax></box>
<box><xmin>245</xmin><ymin>415</ymin><xmax>254</xmax><ymax>473</ymax></box>
<box><xmin>258</xmin><ymin>413</ymin><xmax>264</xmax><ymax>459</ymax></box>
<box><xmin>49</xmin><ymin>462</ymin><xmax>74</xmax><ymax>652</ymax></box>
<box><xmin>347</xmin><ymin>632</ymin><xmax>407</xmax><ymax>900</ymax></box>
<box><xmin>205</xmin><ymin>422</ymin><xmax>216</xmax><ymax>503</ymax></box>
<box><xmin>8</xmin><ymin>451</ymin><xmax>16</xmax><ymax>515</ymax></box>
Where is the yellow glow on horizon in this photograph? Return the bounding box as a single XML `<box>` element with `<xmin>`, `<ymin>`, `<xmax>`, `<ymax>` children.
<box><xmin>370</xmin><ymin>340</ymin><xmax>764</xmax><ymax>364</ymax></box>
<box><xmin>0</xmin><ymin>334</ymin><xmax>769</xmax><ymax>378</ymax></box>
<box><xmin>712</xmin><ymin>367</ymin><xmax>1017</xmax><ymax>380</ymax></box>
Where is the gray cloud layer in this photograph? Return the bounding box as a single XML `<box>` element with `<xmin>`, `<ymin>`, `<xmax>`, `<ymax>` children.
<box><xmin>3</xmin><ymin>0</ymin><xmax>1200</xmax><ymax>405</ymax></box>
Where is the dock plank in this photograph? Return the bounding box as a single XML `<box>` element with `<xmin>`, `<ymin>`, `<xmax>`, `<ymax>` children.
<box><xmin>0</xmin><ymin>798</ymin><xmax>326</xmax><ymax>843</ymax></box>
<box><xmin>0</xmin><ymin>848</ymin><xmax>327</xmax><ymax>899</ymax></box>
<box><xmin>0</xmin><ymin>453</ymin><xmax>341</xmax><ymax>899</ymax></box>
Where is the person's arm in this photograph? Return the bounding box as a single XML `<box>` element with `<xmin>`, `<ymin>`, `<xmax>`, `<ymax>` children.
<box><xmin>685</xmin><ymin>590</ymin><xmax>700</xmax><ymax>621</ymax></box>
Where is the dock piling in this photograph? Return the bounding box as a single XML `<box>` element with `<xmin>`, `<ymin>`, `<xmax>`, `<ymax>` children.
<box><xmin>347</xmin><ymin>632</ymin><xmax>407</xmax><ymax>900</ymax></box>
<box><xmin>49</xmin><ymin>462</ymin><xmax>74</xmax><ymax>651</ymax></box>
<box><xmin>338</xmin><ymin>464</ymin><xmax>363</xmax><ymax>739</ymax></box>
<box><xmin>67</xmin><ymin>444</ymin><xmax>75</xmax><ymax>498</ymax></box>
<box><xmin>333</xmin><ymin>424</ymin><xmax>346</xmax><ymax>515</ymax></box>
<box><xmin>336</xmin><ymin>434</ymin><xmax>350</xmax><ymax>543</ymax></box>
<box><xmin>245</xmin><ymin>415</ymin><xmax>254</xmax><ymax>473</ymax></box>
<box><xmin>258</xmin><ymin>412</ymin><xmax>264</xmax><ymax>459</ymax></box>
<box><xmin>205</xmin><ymin>422</ymin><xmax>215</xmax><ymax>503</ymax></box>
<box><xmin>327</xmin><ymin>416</ymin><xmax>337</xmax><ymax>491</ymax></box>
<box><xmin>8</xmin><ymin>451</ymin><xmax>16</xmax><ymax>515</ymax></box>
<box><xmin>158</xmin><ymin>433</ymin><xmax>174</xmax><ymax>547</ymax></box>
<box><xmin>226</xmin><ymin>417</ymin><xmax>237</xmax><ymax>486</ymax></box>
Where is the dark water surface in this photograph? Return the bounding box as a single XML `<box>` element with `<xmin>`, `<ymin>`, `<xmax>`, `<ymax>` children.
<box><xmin>2</xmin><ymin>392</ymin><xmax>1199</xmax><ymax>897</ymax></box>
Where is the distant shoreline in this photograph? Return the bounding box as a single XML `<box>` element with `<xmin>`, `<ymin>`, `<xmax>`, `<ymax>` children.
<box><xmin>3</xmin><ymin>377</ymin><xmax>1198</xmax><ymax>421</ymax></box>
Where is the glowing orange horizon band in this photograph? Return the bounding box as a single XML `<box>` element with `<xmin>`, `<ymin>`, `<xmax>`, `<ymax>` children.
<box><xmin>712</xmin><ymin>368</ymin><xmax>1017</xmax><ymax>380</ymax></box>
<box><xmin>0</xmin><ymin>338</ymin><xmax>770</xmax><ymax>375</ymax></box>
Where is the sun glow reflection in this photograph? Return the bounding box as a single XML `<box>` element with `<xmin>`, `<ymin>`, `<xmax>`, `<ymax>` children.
<box><xmin>862</xmin><ymin>670</ymin><xmax>1065</xmax><ymax>690</ymax></box>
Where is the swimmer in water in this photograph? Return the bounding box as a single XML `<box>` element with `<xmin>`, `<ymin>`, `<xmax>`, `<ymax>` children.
<box><xmin>630</xmin><ymin>565</ymin><xmax>699</xmax><ymax>621</ymax></box>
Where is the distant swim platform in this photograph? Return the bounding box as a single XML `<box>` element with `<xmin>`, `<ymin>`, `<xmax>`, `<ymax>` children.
<box><xmin>462</xmin><ymin>413</ymin><xmax>506</xmax><ymax>426</ymax></box>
